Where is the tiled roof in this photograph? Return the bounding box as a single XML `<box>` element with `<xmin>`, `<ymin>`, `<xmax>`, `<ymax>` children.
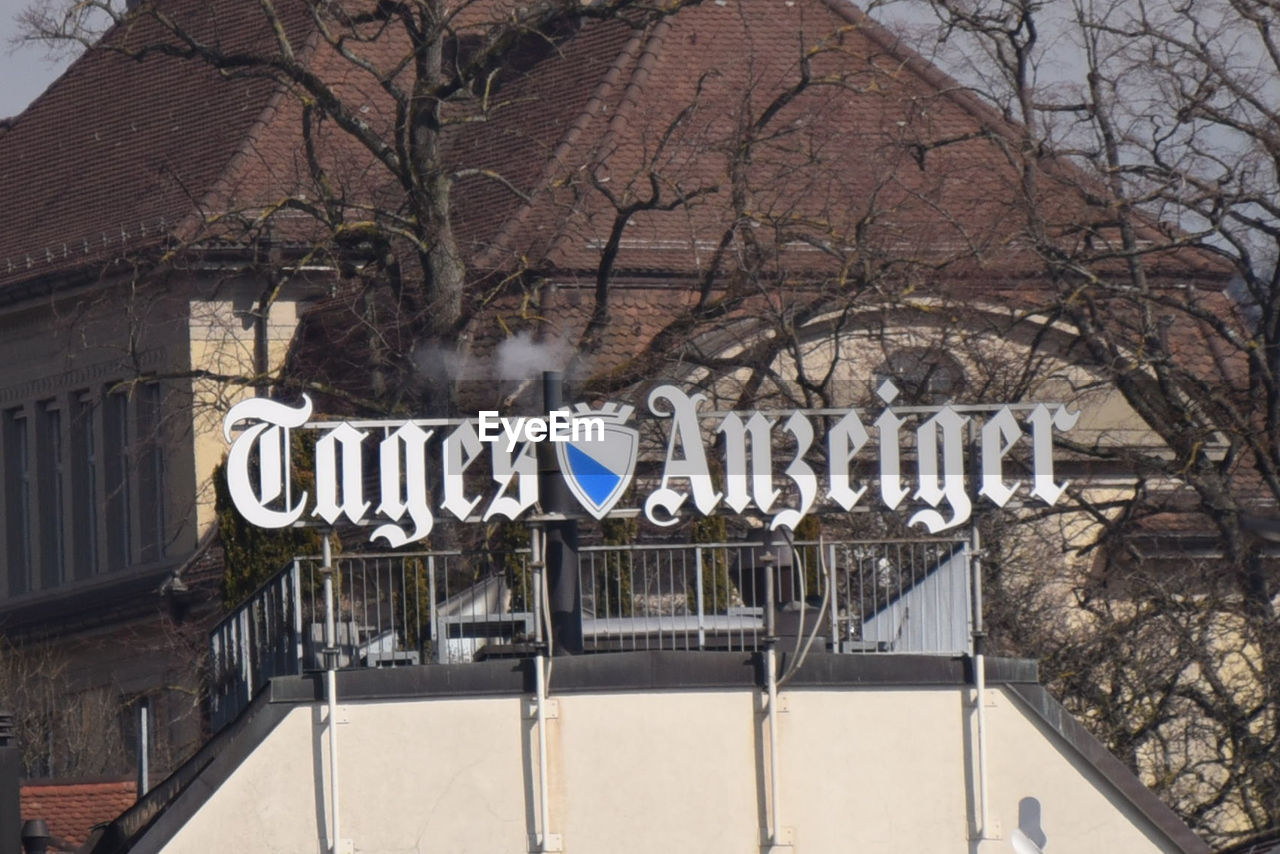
<box><xmin>0</xmin><ymin>0</ymin><xmax>647</xmax><ymax>289</ymax></box>
<box><xmin>1</xmin><ymin>0</ymin><xmax>1233</xmax><ymax>288</ymax></box>
<box><xmin>479</xmin><ymin>0</ymin><xmax>1229</xmax><ymax>281</ymax></box>
<box><xmin>1</xmin><ymin>0</ymin><xmax>1237</xmax><ymax>392</ymax></box>
<box><xmin>0</xmin><ymin>0</ymin><xmax>310</xmax><ymax>288</ymax></box>
<box><xmin>21</xmin><ymin>779</ymin><xmax>137</xmax><ymax>850</ymax></box>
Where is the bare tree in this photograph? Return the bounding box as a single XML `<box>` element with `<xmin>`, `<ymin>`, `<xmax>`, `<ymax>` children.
<box><xmin>2</xmin><ymin>641</ymin><xmax>130</xmax><ymax>778</ymax></box>
<box><xmin>855</xmin><ymin>0</ymin><xmax>1280</xmax><ymax>842</ymax></box>
<box><xmin>17</xmin><ymin>0</ymin><xmax>1046</xmax><ymax>413</ymax></box>
<box><xmin>22</xmin><ymin>0</ymin><xmax>1280</xmax><ymax>840</ymax></box>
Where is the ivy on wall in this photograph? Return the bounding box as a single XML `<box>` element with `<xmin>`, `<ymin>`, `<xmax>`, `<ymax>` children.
<box><xmin>212</xmin><ymin>439</ymin><xmax>320</xmax><ymax>607</ymax></box>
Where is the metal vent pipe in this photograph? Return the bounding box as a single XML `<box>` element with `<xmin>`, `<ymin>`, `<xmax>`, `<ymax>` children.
<box><xmin>537</xmin><ymin>371</ymin><xmax>582</xmax><ymax>655</ymax></box>
<box><xmin>1</xmin><ymin>712</ymin><xmax>20</xmax><ymax>854</ymax></box>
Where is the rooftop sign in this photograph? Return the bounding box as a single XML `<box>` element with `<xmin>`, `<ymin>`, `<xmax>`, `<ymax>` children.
<box><xmin>223</xmin><ymin>383</ymin><xmax>1079</xmax><ymax>545</ymax></box>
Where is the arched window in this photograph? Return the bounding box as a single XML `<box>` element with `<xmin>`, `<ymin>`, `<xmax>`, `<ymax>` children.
<box><xmin>872</xmin><ymin>347</ymin><xmax>965</xmax><ymax>404</ymax></box>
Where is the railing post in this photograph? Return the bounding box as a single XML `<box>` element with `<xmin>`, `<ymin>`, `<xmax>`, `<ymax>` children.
<box><xmin>136</xmin><ymin>698</ymin><xmax>150</xmax><ymax>798</ymax></box>
<box><xmin>239</xmin><ymin>609</ymin><xmax>253</xmax><ymax>700</ymax></box>
<box><xmin>291</xmin><ymin>559</ymin><xmax>304</xmax><ymax>674</ymax></box>
<box><xmin>827</xmin><ymin>542</ymin><xmax>839</xmax><ymax>652</ymax></box>
<box><xmin>208</xmin><ymin>631</ymin><xmax>220</xmax><ymax>728</ymax></box>
<box><xmin>695</xmin><ymin>547</ymin><xmax>706</xmax><ymax>651</ymax></box>
<box><xmin>428</xmin><ymin>554</ymin><xmax>440</xmax><ymax>663</ymax></box>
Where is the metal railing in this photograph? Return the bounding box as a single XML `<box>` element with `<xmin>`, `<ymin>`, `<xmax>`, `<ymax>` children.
<box><xmin>579</xmin><ymin>539</ymin><xmax>971</xmax><ymax>654</ymax></box>
<box><xmin>293</xmin><ymin>550</ymin><xmax>535</xmax><ymax>668</ymax></box>
<box><xmin>209</xmin><ymin>538</ymin><xmax>969</xmax><ymax>731</ymax></box>
<box><xmin>208</xmin><ymin>566</ymin><xmax>303</xmax><ymax>733</ymax></box>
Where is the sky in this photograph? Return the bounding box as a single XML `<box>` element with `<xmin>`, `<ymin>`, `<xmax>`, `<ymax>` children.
<box><xmin>0</xmin><ymin>0</ymin><xmax>72</xmax><ymax>119</ymax></box>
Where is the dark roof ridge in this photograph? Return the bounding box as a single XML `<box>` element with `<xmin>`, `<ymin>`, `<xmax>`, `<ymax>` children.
<box><xmin>21</xmin><ymin>776</ymin><xmax>136</xmax><ymax>788</ymax></box>
<box><xmin>1006</xmin><ymin>683</ymin><xmax>1212</xmax><ymax>854</ymax></box>
<box><xmin>580</xmin><ymin>16</ymin><xmax>672</xmax><ymax>182</ymax></box>
<box><xmin>818</xmin><ymin>0</ymin><xmax>1023</xmax><ymax>143</ymax></box>
<box><xmin>476</xmin><ymin>17</ymin><xmax>656</xmax><ymax>269</ymax></box>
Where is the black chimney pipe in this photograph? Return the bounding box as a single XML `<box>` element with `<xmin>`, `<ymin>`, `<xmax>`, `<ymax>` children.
<box><xmin>19</xmin><ymin>821</ymin><xmax>48</xmax><ymax>854</ymax></box>
<box><xmin>1</xmin><ymin>712</ymin><xmax>20</xmax><ymax>854</ymax></box>
<box><xmin>537</xmin><ymin>371</ymin><xmax>582</xmax><ymax>654</ymax></box>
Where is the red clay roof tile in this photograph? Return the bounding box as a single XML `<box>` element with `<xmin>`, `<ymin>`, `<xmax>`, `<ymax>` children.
<box><xmin>21</xmin><ymin>779</ymin><xmax>137</xmax><ymax>850</ymax></box>
<box><xmin>1</xmin><ymin>0</ymin><xmax>1232</xmax><ymax>292</ymax></box>
<box><xmin>0</xmin><ymin>0</ymin><xmax>314</xmax><ymax>287</ymax></box>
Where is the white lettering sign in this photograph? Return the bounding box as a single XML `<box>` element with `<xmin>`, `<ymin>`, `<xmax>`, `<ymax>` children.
<box><xmin>222</xmin><ymin>391</ymin><xmax>1080</xmax><ymax>543</ymax></box>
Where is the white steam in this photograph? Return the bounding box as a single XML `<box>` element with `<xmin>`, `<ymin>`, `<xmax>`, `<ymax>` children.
<box><xmin>412</xmin><ymin>343</ymin><xmax>472</xmax><ymax>382</ymax></box>
<box><xmin>494</xmin><ymin>331</ymin><xmax>573</xmax><ymax>379</ymax></box>
<box><xmin>412</xmin><ymin>331</ymin><xmax>577</xmax><ymax>384</ymax></box>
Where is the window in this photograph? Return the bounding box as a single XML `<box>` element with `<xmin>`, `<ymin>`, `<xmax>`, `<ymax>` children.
<box><xmin>3</xmin><ymin>407</ymin><xmax>31</xmax><ymax>595</ymax></box>
<box><xmin>103</xmin><ymin>389</ymin><xmax>131</xmax><ymax>572</ymax></box>
<box><xmin>0</xmin><ymin>380</ymin><xmax>172</xmax><ymax>598</ymax></box>
<box><xmin>137</xmin><ymin>383</ymin><xmax>165</xmax><ymax>564</ymax></box>
<box><xmin>37</xmin><ymin>400</ymin><xmax>64</xmax><ymax>589</ymax></box>
<box><xmin>873</xmin><ymin>347</ymin><xmax>966</xmax><ymax>405</ymax></box>
<box><xmin>70</xmin><ymin>392</ymin><xmax>99</xmax><ymax>580</ymax></box>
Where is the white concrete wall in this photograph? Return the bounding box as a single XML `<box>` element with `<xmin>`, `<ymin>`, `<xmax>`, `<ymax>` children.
<box><xmin>139</xmin><ymin>682</ymin><xmax>1192</xmax><ymax>854</ymax></box>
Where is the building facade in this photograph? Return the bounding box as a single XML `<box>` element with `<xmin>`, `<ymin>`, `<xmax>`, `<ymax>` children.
<box><xmin>0</xmin><ymin>0</ymin><xmax>1263</xmax><ymax>846</ymax></box>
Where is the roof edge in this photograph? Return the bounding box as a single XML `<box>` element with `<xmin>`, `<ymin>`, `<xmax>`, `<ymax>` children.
<box><xmin>1006</xmin><ymin>682</ymin><xmax>1212</xmax><ymax>854</ymax></box>
<box><xmin>818</xmin><ymin>0</ymin><xmax>1022</xmax><ymax>141</ymax></box>
<box><xmin>476</xmin><ymin>17</ymin><xmax>655</xmax><ymax>268</ymax></box>
<box><xmin>818</xmin><ymin>0</ymin><xmax>1235</xmax><ymax>279</ymax></box>
<box><xmin>87</xmin><ymin>686</ymin><xmax>291</xmax><ymax>854</ymax></box>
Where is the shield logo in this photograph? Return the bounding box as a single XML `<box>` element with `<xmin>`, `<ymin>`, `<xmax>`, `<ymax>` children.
<box><xmin>556</xmin><ymin>403</ymin><xmax>638</xmax><ymax>519</ymax></box>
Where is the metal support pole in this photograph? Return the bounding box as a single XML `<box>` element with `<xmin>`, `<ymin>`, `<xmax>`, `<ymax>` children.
<box><xmin>320</xmin><ymin>534</ymin><xmax>342</xmax><ymax>854</ymax></box>
<box><xmin>970</xmin><ymin>526</ymin><xmax>990</xmax><ymax>844</ymax></box>
<box><xmin>533</xmin><ymin>653</ymin><xmax>554</xmax><ymax>851</ymax></box>
<box><xmin>136</xmin><ymin>698</ymin><xmax>150</xmax><ymax>798</ymax></box>
<box><xmin>528</xmin><ymin>524</ymin><xmax>560</xmax><ymax>852</ymax></box>
<box><xmin>963</xmin><ymin>418</ymin><xmax>991</xmax><ymax>845</ymax></box>
<box><xmin>762</xmin><ymin>554</ymin><xmax>783</xmax><ymax>847</ymax></box>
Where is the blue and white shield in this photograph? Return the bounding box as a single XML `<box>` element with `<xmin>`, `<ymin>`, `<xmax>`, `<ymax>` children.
<box><xmin>556</xmin><ymin>406</ymin><xmax>638</xmax><ymax>520</ymax></box>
